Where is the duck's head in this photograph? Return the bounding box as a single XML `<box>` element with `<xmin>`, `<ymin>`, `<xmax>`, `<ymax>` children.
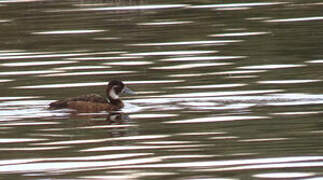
<box><xmin>106</xmin><ymin>80</ymin><xmax>135</xmax><ymax>101</ymax></box>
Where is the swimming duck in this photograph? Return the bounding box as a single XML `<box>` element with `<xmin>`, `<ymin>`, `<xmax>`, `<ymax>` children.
<box><xmin>49</xmin><ymin>80</ymin><xmax>135</xmax><ymax>112</ymax></box>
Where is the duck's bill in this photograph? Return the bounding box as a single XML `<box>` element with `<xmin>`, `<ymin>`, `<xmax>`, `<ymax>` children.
<box><xmin>122</xmin><ymin>86</ymin><xmax>136</xmax><ymax>95</ymax></box>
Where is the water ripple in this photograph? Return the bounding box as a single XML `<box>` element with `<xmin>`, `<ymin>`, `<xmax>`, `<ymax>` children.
<box><xmin>103</xmin><ymin>61</ymin><xmax>153</xmax><ymax>66</ymax></box>
<box><xmin>130</xmin><ymin>114</ymin><xmax>177</xmax><ymax>119</ymax></box>
<box><xmin>170</xmin><ymin>84</ymin><xmax>246</xmax><ymax>89</ymax></box>
<box><xmin>159</xmin><ymin>90</ymin><xmax>283</xmax><ymax>98</ymax></box>
<box><xmin>238</xmin><ymin>64</ymin><xmax>305</xmax><ymax>69</ymax></box>
<box><xmin>307</xmin><ymin>59</ymin><xmax>323</xmax><ymax>64</ymax></box>
<box><xmin>151</xmin><ymin>62</ymin><xmax>232</xmax><ymax>70</ymax></box>
<box><xmin>239</xmin><ymin>138</ymin><xmax>289</xmax><ymax>142</ymax></box>
<box><xmin>0</xmin><ymin>52</ymin><xmax>92</xmax><ymax>60</ymax></box>
<box><xmin>130</xmin><ymin>40</ymin><xmax>242</xmax><ymax>46</ymax></box>
<box><xmin>258</xmin><ymin>80</ymin><xmax>321</xmax><ymax>84</ymax></box>
<box><xmin>210</xmin><ymin>32</ymin><xmax>270</xmax><ymax>37</ymax></box>
<box><xmin>138</xmin><ymin>21</ymin><xmax>192</xmax><ymax>26</ymax></box>
<box><xmin>0</xmin><ymin>157</ymin><xmax>162</xmax><ymax>173</ymax></box>
<box><xmin>165</xmin><ymin>116</ymin><xmax>268</xmax><ymax>124</ymax></box>
<box><xmin>1</xmin><ymin>60</ymin><xmax>77</xmax><ymax>67</ymax></box>
<box><xmin>253</xmin><ymin>172</ymin><xmax>315</xmax><ymax>179</ymax></box>
<box><xmin>14</xmin><ymin>80</ymin><xmax>183</xmax><ymax>89</ymax></box>
<box><xmin>0</xmin><ymin>122</ymin><xmax>60</xmax><ymax>126</ymax></box>
<box><xmin>80</xmin><ymin>4</ymin><xmax>188</xmax><ymax>11</ymax></box>
<box><xmin>34</xmin><ymin>135</ymin><xmax>169</xmax><ymax>146</ymax></box>
<box><xmin>0</xmin><ymin>146</ymin><xmax>69</xmax><ymax>151</ymax></box>
<box><xmin>0</xmin><ymin>0</ymin><xmax>44</xmax><ymax>3</ymax></box>
<box><xmin>38</xmin><ymin>70</ymin><xmax>135</xmax><ymax>77</ymax></box>
<box><xmin>81</xmin><ymin>144</ymin><xmax>210</xmax><ymax>152</ymax></box>
<box><xmin>68</xmin><ymin>56</ymin><xmax>142</xmax><ymax>60</ymax></box>
<box><xmin>191</xmin><ymin>2</ymin><xmax>287</xmax><ymax>9</ymax></box>
<box><xmin>0</xmin><ymin>70</ymin><xmax>63</xmax><ymax>76</ymax></box>
<box><xmin>266</xmin><ymin>16</ymin><xmax>323</xmax><ymax>23</ymax></box>
<box><xmin>123</xmin><ymin>50</ymin><xmax>216</xmax><ymax>56</ymax></box>
<box><xmin>106</xmin><ymin>156</ymin><xmax>323</xmax><ymax>170</ymax></box>
<box><xmin>0</xmin><ymin>79</ymin><xmax>12</xmax><ymax>83</ymax></box>
<box><xmin>32</xmin><ymin>30</ymin><xmax>106</xmax><ymax>35</ymax></box>
<box><xmin>0</xmin><ymin>96</ymin><xmax>39</xmax><ymax>100</ymax></box>
<box><xmin>160</xmin><ymin>56</ymin><xmax>246</xmax><ymax>62</ymax></box>
<box><xmin>0</xmin><ymin>138</ymin><xmax>46</xmax><ymax>143</ymax></box>
<box><xmin>54</xmin><ymin>65</ymin><xmax>110</xmax><ymax>70</ymax></box>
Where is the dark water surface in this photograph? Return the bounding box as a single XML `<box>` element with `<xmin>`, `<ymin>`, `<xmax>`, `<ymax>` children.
<box><xmin>1</xmin><ymin>0</ymin><xmax>323</xmax><ymax>179</ymax></box>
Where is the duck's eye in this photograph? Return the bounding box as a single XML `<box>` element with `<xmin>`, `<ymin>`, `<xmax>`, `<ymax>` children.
<box><xmin>113</xmin><ymin>85</ymin><xmax>122</xmax><ymax>93</ymax></box>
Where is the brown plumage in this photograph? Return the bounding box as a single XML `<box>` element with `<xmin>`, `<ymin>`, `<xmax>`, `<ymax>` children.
<box><xmin>49</xmin><ymin>80</ymin><xmax>135</xmax><ymax>113</ymax></box>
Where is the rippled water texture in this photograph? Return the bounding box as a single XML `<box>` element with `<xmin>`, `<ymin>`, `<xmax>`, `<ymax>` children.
<box><xmin>1</xmin><ymin>0</ymin><xmax>323</xmax><ymax>179</ymax></box>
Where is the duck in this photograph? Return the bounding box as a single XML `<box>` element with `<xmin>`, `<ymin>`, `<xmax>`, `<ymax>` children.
<box><xmin>49</xmin><ymin>80</ymin><xmax>135</xmax><ymax>112</ymax></box>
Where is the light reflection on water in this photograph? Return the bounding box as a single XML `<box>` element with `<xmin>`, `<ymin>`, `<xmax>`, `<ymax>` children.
<box><xmin>238</xmin><ymin>64</ymin><xmax>306</xmax><ymax>69</ymax></box>
<box><xmin>80</xmin><ymin>4</ymin><xmax>188</xmax><ymax>11</ymax></box>
<box><xmin>151</xmin><ymin>62</ymin><xmax>233</xmax><ymax>70</ymax></box>
<box><xmin>1</xmin><ymin>60</ymin><xmax>78</xmax><ymax>67</ymax></box>
<box><xmin>160</xmin><ymin>56</ymin><xmax>246</xmax><ymax>62</ymax></box>
<box><xmin>265</xmin><ymin>16</ymin><xmax>323</xmax><ymax>23</ymax></box>
<box><xmin>123</xmin><ymin>50</ymin><xmax>217</xmax><ymax>56</ymax></box>
<box><xmin>138</xmin><ymin>21</ymin><xmax>193</xmax><ymax>26</ymax></box>
<box><xmin>210</xmin><ymin>31</ymin><xmax>270</xmax><ymax>37</ymax></box>
<box><xmin>130</xmin><ymin>40</ymin><xmax>242</xmax><ymax>46</ymax></box>
<box><xmin>190</xmin><ymin>2</ymin><xmax>287</xmax><ymax>9</ymax></box>
<box><xmin>1</xmin><ymin>0</ymin><xmax>323</xmax><ymax>179</ymax></box>
<box><xmin>32</xmin><ymin>30</ymin><xmax>106</xmax><ymax>35</ymax></box>
<box><xmin>253</xmin><ymin>172</ymin><xmax>316</xmax><ymax>179</ymax></box>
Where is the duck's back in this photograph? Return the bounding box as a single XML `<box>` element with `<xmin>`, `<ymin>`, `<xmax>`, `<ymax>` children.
<box><xmin>49</xmin><ymin>94</ymin><xmax>112</xmax><ymax>112</ymax></box>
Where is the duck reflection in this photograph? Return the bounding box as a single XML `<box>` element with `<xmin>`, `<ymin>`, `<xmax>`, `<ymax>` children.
<box><xmin>79</xmin><ymin>112</ymin><xmax>133</xmax><ymax>125</ymax></box>
<box><xmin>105</xmin><ymin>112</ymin><xmax>131</xmax><ymax>125</ymax></box>
<box><xmin>104</xmin><ymin>112</ymin><xmax>136</xmax><ymax>138</ymax></box>
<box><xmin>77</xmin><ymin>112</ymin><xmax>137</xmax><ymax>137</ymax></box>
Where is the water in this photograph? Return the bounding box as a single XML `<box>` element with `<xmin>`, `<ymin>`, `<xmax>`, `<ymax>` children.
<box><xmin>1</xmin><ymin>0</ymin><xmax>323</xmax><ymax>179</ymax></box>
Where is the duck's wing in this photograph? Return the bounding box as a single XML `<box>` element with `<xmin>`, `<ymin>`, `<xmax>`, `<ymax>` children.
<box><xmin>66</xmin><ymin>94</ymin><xmax>108</xmax><ymax>103</ymax></box>
<box><xmin>49</xmin><ymin>94</ymin><xmax>107</xmax><ymax>109</ymax></box>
